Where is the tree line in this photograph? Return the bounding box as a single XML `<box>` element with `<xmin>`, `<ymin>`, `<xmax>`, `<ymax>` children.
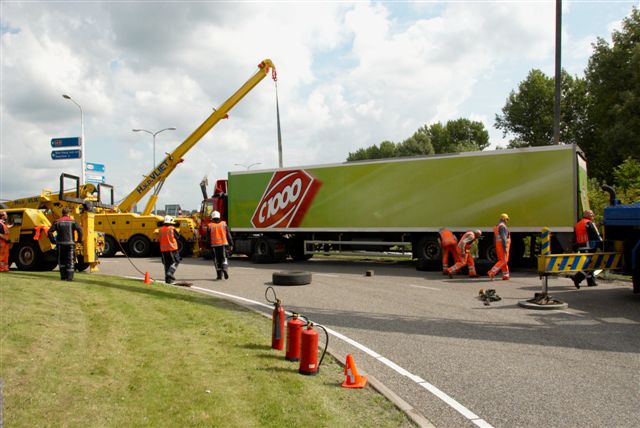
<box><xmin>348</xmin><ymin>7</ymin><xmax>639</xmax><ymax>206</ymax></box>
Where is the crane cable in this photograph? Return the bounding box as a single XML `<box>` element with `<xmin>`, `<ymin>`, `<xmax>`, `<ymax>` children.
<box><xmin>273</xmin><ymin>69</ymin><xmax>283</xmax><ymax>168</ymax></box>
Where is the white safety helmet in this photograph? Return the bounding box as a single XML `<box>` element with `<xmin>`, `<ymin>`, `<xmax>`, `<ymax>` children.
<box><xmin>164</xmin><ymin>215</ymin><xmax>175</xmax><ymax>224</ymax></box>
<box><xmin>474</xmin><ymin>229</ymin><xmax>482</xmax><ymax>238</ymax></box>
<box><xmin>211</xmin><ymin>211</ymin><xmax>221</xmax><ymax>220</ymax></box>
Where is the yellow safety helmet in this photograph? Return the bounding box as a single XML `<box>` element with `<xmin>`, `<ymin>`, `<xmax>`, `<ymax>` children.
<box><xmin>500</xmin><ymin>213</ymin><xmax>510</xmax><ymax>221</ymax></box>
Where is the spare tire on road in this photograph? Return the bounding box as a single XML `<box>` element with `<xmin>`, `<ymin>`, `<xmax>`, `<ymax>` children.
<box><xmin>272</xmin><ymin>271</ymin><xmax>312</xmax><ymax>286</ymax></box>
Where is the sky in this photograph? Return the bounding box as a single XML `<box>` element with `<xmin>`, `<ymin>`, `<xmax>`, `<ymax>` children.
<box><xmin>1</xmin><ymin>0</ymin><xmax>638</xmax><ymax>212</ymax></box>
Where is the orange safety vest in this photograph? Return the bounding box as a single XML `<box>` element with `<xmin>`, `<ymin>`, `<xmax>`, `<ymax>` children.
<box><xmin>574</xmin><ymin>218</ymin><xmax>590</xmax><ymax>245</ymax></box>
<box><xmin>208</xmin><ymin>221</ymin><xmax>228</xmax><ymax>246</ymax></box>
<box><xmin>493</xmin><ymin>222</ymin><xmax>510</xmax><ymax>246</ymax></box>
<box><xmin>159</xmin><ymin>225</ymin><xmax>178</xmax><ymax>252</ymax></box>
<box><xmin>439</xmin><ymin>228</ymin><xmax>457</xmax><ymax>247</ymax></box>
<box><xmin>457</xmin><ymin>231</ymin><xmax>476</xmax><ymax>252</ymax></box>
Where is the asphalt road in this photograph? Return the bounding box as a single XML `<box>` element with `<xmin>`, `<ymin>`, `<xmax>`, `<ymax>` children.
<box><xmin>95</xmin><ymin>255</ymin><xmax>640</xmax><ymax>428</ymax></box>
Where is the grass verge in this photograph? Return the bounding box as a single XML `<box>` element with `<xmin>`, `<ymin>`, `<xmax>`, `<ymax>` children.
<box><xmin>0</xmin><ymin>271</ymin><xmax>413</xmax><ymax>427</ymax></box>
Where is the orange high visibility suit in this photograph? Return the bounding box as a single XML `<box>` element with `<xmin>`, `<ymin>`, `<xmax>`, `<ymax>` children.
<box><xmin>439</xmin><ymin>228</ymin><xmax>459</xmax><ymax>273</ymax></box>
<box><xmin>447</xmin><ymin>231</ymin><xmax>478</xmax><ymax>277</ymax></box>
<box><xmin>488</xmin><ymin>221</ymin><xmax>510</xmax><ymax>280</ymax></box>
<box><xmin>159</xmin><ymin>225</ymin><xmax>179</xmax><ymax>252</ymax></box>
<box><xmin>0</xmin><ymin>218</ymin><xmax>9</xmax><ymax>272</ymax></box>
<box><xmin>159</xmin><ymin>224</ymin><xmax>181</xmax><ymax>284</ymax></box>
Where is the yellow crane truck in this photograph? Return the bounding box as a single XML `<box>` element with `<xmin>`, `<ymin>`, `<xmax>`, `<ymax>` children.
<box><xmin>96</xmin><ymin>59</ymin><xmax>277</xmax><ymax>258</ymax></box>
<box><xmin>0</xmin><ymin>173</ymin><xmax>114</xmax><ymax>271</ymax></box>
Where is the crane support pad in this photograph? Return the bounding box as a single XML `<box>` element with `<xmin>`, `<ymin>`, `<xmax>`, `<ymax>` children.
<box><xmin>538</xmin><ymin>252</ymin><xmax>623</xmax><ymax>274</ymax></box>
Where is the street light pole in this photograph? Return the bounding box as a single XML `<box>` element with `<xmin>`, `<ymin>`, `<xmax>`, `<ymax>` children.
<box><xmin>62</xmin><ymin>94</ymin><xmax>85</xmax><ymax>185</ymax></box>
<box><xmin>234</xmin><ymin>162</ymin><xmax>261</xmax><ymax>170</ymax></box>
<box><xmin>132</xmin><ymin>127</ymin><xmax>176</xmax><ymax>214</ymax></box>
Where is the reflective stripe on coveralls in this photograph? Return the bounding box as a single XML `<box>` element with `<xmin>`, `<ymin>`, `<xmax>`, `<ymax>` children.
<box><xmin>448</xmin><ymin>231</ymin><xmax>477</xmax><ymax>276</ymax></box>
<box><xmin>208</xmin><ymin>221</ymin><xmax>229</xmax><ymax>246</ymax></box>
<box><xmin>489</xmin><ymin>221</ymin><xmax>511</xmax><ymax>278</ymax></box>
<box><xmin>439</xmin><ymin>228</ymin><xmax>459</xmax><ymax>271</ymax></box>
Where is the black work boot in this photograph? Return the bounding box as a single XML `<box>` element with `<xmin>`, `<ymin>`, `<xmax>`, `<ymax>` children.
<box><xmin>223</xmin><ymin>270</ymin><xmax>229</xmax><ymax>279</ymax></box>
<box><xmin>216</xmin><ymin>271</ymin><xmax>222</xmax><ymax>280</ymax></box>
<box><xmin>587</xmin><ymin>277</ymin><xmax>598</xmax><ymax>287</ymax></box>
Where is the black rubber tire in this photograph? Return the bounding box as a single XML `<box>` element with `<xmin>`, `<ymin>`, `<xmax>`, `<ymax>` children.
<box><xmin>102</xmin><ymin>235</ymin><xmax>118</xmax><ymax>257</ymax></box>
<box><xmin>481</xmin><ymin>241</ymin><xmax>498</xmax><ymax>264</ymax></box>
<box><xmin>13</xmin><ymin>240</ymin><xmax>43</xmax><ymax>271</ymax></box>
<box><xmin>128</xmin><ymin>235</ymin><xmax>152</xmax><ymax>257</ymax></box>
<box><xmin>416</xmin><ymin>235</ymin><xmax>441</xmax><ymax>261</ymax></box>
<box><xmin>75</xmin><ymin>260</ymin><xmax>91</xmax><ymax>272</ymax></box>
<box><xmin>272</xmin><ymin>271</ymin><xmax>312</xmax><ymax>286</ymax></box>
<box><xmin>251</xmin><ymin>237</ymin><xmax>272</xmax><ymax>263</ymax></box>
<box><xmin>288</xmin><ymin>238</ymin><xmax>312</xmax><ymax>261</ymax></box>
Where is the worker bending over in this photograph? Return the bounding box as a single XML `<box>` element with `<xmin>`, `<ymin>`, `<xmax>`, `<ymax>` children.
<box><xmin>488</xmin><ymin>213</ymin><xmax>511</xmax><ymax>280</ymax></box>
<box><xmin>438</xmin><ymin>227</ymin><xmax>460</xmax><ymax>275</ymax></box>
<box><xmin>447</xmin><ymin>230</ymin><xmax>482</xmax><ymax>278</ymax></box>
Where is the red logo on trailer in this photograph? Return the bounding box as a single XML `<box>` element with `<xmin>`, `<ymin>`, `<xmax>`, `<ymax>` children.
<box><xmin>251</xmin><ymin>170</ymin><xmax>322</xmax><ymax>228</ymax></box>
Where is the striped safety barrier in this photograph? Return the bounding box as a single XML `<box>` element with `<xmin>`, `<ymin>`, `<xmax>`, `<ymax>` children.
<box><xmin>538</xmin><ymin>252</ymin><xmax>623</xmax><ymax>274</ymax></box>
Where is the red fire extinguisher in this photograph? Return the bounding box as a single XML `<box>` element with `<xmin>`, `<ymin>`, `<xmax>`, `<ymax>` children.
<box><xmin>286</xmin><ymin>313</ymin><xmax>305</xmax><ymax>361</ymax></box>
<box><xmin>265</xmin><ymin>286</ymin><xmax>285</xmax><ymax>350</ymax></box>
<box><xmin>299</xmin><ymin>321</ymin><xmax>329</xmax><ymax>376</ymax></box>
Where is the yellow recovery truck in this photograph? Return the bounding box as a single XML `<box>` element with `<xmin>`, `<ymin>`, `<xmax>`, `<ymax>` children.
<box><xmin>1</xmin><ymin>173</ymin><xmax>114</xmax><ymax>271</ymax></box>
<box><xmin>96</xmin><ymin>59</ymin><xmax>277</xmax><ymax>258</ymax></box>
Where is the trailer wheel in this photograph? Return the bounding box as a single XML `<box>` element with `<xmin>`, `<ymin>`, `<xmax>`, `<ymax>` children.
<box><xmin>288</xmin><ymin>238</ymin><xmax>312</xmax><ymax>262</ymax></box>
<box><xmin>128</xmin><ymin>235</ymin><xmax>152</xmax><ymax>257</ymax></box>
<box><xmin>482</xmin><ymin>241</ymin><xmax>498</xmax><ymax>264</ymax></box>
<box><xmin>102</xmin><ymin>235</ymin><xmax>118</xmax><ymax>257</ymax></box>
<box><xmin>13</xmin><ymin>240</ymin><xmax>43</xmax><ymax>271</ymax></box>
<box><xmin>272</xmin><ymin>271</ymin><xmax>312</xmax><ymax>286</ymax></box>
<box><xmin>251</xmin><ymin>237</ymin><xmax>272</xmax><ymax>263</ymax></box>
<box><xmin>416</xmin><ymin>235</ymin><xmax>441</xmax><ymax>261</ymax></box>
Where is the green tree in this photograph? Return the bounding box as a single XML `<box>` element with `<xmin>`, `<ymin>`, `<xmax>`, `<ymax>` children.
<box><xmin>346</xmin><ymin>119</ymin><xmax>488</xmax><ymax>161</ymax></box>
<box><xmin>494</xmin><ymin>69</ymin><xmax>587</xmax><ymax>148</ymax></box>
<box><xmin>583</xmin><ymin>7</ymin><xmax>640</xmax><ymax>182</ymax></box>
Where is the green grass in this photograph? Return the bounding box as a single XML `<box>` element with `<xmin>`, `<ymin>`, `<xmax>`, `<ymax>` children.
<box><xmin>0</xmin><ymin>271</ymin><xmax>413</xmax><ymax>427</ymax></box>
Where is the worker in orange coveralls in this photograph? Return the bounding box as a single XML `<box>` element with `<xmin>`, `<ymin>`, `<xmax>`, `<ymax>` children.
<box><xmin>438</xmin><ymin>227</ymin><xmax>459</xmax><ymax>275</ymax></box>
<box><xmin>0</xmin><ymin>211</ymin><xmax>11</xmax><ymax>272</ymax></box>
<box><xmin>447</xmin><ymin>230</ymin><xmax>482</xmax><ymax>278</ymax></box>
<box><xmin>488</xmin><ymin>213</ymin><xmax>511</xmax><ymax>281</ymax></box>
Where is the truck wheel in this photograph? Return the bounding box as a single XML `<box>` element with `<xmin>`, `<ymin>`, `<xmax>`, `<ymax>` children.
<box><xmin>251</xmin><ymin>237</ymin><xmax>272</xmax><ymax>263</ymax></box>
<box><xmin>416</xmin><ymin>235</ymin><xmax>441</xmax><ymax>261</ymax></box>
<box><xmin>288</xmin><ymin>238</ymin><xmax>312</xmax><ymax>261</ymax></box>
<box><xmin>14</xmin><ymin>240</ymin><xmax>43</xmax><ymax>271</ymax></box>
<box><xmin>102</xmin><ymin>235</ymin><xmax>118</xmax><ymax>257</ymax></box>
<box><xmin>272</xmin><ymin>271</ymin><xmax>312</xmax><ymax>286</ymax></box>
<box><xmin>482</xmin><ymin>242</ymin><xmax>498</xmax><ymax>264</ymax></box>
<box><xmin>75</xmin><ymin>260</ymin><xmax>91</xmax><ymax>272</ymax></box>
<box><xmin>128</xmin><ymin>235</ymin><xmax>152</xmax><ymax>257</ymax></box>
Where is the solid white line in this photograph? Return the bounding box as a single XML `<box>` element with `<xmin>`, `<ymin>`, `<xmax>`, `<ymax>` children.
<box><xmin>406</xmin><ymin>284</ymin><xmax>440</xmax><ymax>291</ymax></box>
<box><xmin>315</xmin><ymin>273</ymin><xmax>341</xmax><ymax>278</ymax></box>
<box><xmin>184</xmin><ymin>285</ymin><xmax>494</xmax><ymax>428</ymax></box>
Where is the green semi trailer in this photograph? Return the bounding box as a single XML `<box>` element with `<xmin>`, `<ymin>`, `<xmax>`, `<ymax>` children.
<box><xmin>200</xmin><ymin>144</ymin><xmax>590</xmax><ymax>268</ymax></box>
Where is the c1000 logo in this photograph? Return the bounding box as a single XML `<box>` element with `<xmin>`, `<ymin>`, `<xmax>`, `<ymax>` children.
<box><xmin>251</xmin><ymin>170</ymin><xmax>322</xmax><ymax>228</ymax></box>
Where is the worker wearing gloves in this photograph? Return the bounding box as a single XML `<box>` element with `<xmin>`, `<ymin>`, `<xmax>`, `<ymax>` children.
<box><xmin>47</xmin><ymin>206</ymin><xmax>83</xmax><ymax>281</ymax></box>
<box><xmin>438</xmin><ymin>227</ymin><xmax>459</xmax><ymax>275</ymax></box>
<box><xmin>447</xmin><ymin>230</ymin><xmax>482</xmax><ymax>278</ymax></box>
<box><xmin>159</xmin><ymin>215</ymin><xmax>181</xmax><ymax>284</ymax></box>
<box><xmin>0</xmin><ymin>211</ymin><xmax>11</xmax><ymax>272</ymax></box>
<box><xmin>207</xmin><ymin>211</ymin><xmax>233</xmax><ymax>280</ymax></box>
<box><xmin>571</xmin><ymin>209</ymin><xmax>602</xmax><ymax>289</ymax></box>
<box><xmin>488</xmin><ymin>213</ymin><xmax>511</xmax><ymax>280</ymax></box>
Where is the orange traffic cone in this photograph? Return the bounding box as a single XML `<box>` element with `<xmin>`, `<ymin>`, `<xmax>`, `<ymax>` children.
<box><xmin>143</xmin><ymin>272</ymin><xmax>152</xmax><ymax>284</ymax></box>
<box><xmin>342</xmin><ymin>354</ymin><xmax>367</xmax><ymax>388</ymax></box>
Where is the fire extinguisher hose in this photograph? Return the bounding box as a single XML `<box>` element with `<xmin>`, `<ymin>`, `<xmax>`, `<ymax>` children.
<box><xmin>265</xmin><ymin>286</ymin><xmax>278</xmax><ymax>305</ymax></box>
<box><xmin>316</xmin><ymin>323</ymin><xmax>329</xmax><ymax>370</ymax></box>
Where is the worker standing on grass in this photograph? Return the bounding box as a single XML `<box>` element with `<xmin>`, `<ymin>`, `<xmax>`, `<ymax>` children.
<box><xmin>438</xmin><ymin>227</ymin><xmax>459</xmax><ymax>275</ymax></box>
<box><xmin>0</xmin><ymin>211</ymin><xmax>11</xmax><ymax>272</ymax></box>
<box><xmin>447</xmin><ymin>230</ymin><xmax>482</xmax><ymax>278</ymax></box>
<box><xmin>571</xmin><ymin>209</ymin><xmax>602</xmax><ymax>289</ymax></box>
<box><xmin>47</xmin><ymin>207</ymin><xmax>83</xmax><ymax>281</ymax></box>
<box><xmin>207</xmin><ymin>211</ymin><xmax>233</xmax><ymax>280</ymax></box>
<box><xmin>488</xmin><ymin>213</ymin><xmax>511</xmax><ymax>281</ymax></box>
<box><xmin>159</xmin><ymin>216</ymin><xmax>181</xmax><ymax>285</ymax></box>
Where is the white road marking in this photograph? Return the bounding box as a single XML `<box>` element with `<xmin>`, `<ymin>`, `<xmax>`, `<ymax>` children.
<box><xmin>188</xmin><ymin>284</ymin><xmax>494</xmax><ymax>428</ymax></box>
<box><xmin>315</xmin><ymin>273</ymin><xmax>340</xmax><ymax>278</ymax></box>
<box><xmin>406</xmin><ymin>283</ymin><xmax>440</xmax><ymax>291</ymax></box>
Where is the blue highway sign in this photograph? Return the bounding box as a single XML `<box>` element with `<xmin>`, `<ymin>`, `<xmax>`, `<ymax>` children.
<box><xmin>51</xmin><ymin>149</ymin><xmax>82</xmax><ymax>160</ymax></box>
<box><xmin>51</xmin><ymin>137</ymin><xmax>81</xmax><ymax>148</ymax></box>
<box><xmin>86</xmin><ymin>162</ymin><xmax>105</xmax><ymax>173</ymax></box>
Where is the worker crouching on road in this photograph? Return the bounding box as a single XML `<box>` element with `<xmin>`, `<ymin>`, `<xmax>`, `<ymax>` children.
<box><xmin>207</xmin><ymin>211</ymin><xmax>233</xmax><ymax>280</ymax></box>
<box><xmin>47</xmin><ymin>206</ymin><xmax>83</xmax><ymax>281</ymax></box>
<box><xmin>488</xmin><ymin>213</ymin><xmax>511</xmax><ymax>281</ymax></box>
<box><xmin>571</xmin><ymin>209</ymin><xmax>602</xmax><ymax>289</ymax></box>
<box><xmin>447</xmin><ymin>230</ymin><xmax>482</xmax><ymax>278</ymax></box>
<box><xmin>159</xmin><ymin>215</ymin><xmax>182</xmax><ymax>284</ymax></box>
<box><xmin>438</xmin><ymin>227</ymin><xmax>460</xmax><ymax>275</ymax></box>
<box><xmin>0</xmin><ymin>211</ymin><xmax>11</xmax><ymax>272</ymax></box>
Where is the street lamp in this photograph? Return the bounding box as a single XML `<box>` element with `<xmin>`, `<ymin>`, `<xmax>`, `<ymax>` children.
<box><xmin>235</xmin><ymin>162</ymin><xmax>261</xmax><ymax>170</ymax></box>
<box><xmin>62</xmin><ymin>94</ymin><xmax>85</xmax><ymax>185</ymax></box>
<box><xmin>132</xmin><ymin>127</ymin><xmax>176</xmax><ymax>214</ymax></box>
